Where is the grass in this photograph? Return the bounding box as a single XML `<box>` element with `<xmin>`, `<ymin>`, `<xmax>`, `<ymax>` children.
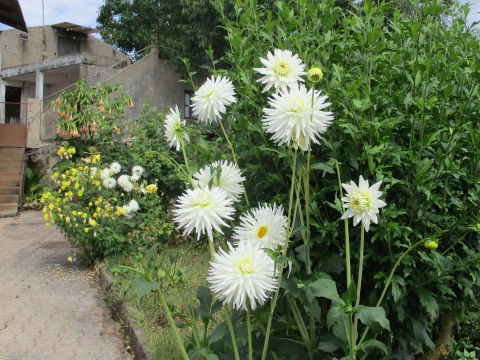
<box><xmin>106</xmin><ymin>244</ymin><xmax>211</xmax><ymax>359</ymax></box>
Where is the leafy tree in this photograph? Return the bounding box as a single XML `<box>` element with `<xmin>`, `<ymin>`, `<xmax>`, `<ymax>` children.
<box><xmin>97</xmin><ymin>0</ymin><xmax>228</xmax><ymax>68</ymax></box>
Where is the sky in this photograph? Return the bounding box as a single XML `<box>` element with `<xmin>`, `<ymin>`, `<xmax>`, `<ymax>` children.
<box><xmin>0</xmin><ymin>0</ymin><xmax>480</xmax><ymax>32</ymax></box>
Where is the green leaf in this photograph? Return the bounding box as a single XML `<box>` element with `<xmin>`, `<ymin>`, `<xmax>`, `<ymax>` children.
<box><xmin>135</xmin><ymin>277</ymin><xmax>160</xmax><ymax>301</ymax></box>
<box><xmin>306</xmin><ymin>278</ymin><xmax>344</xmax><ymax>305</ymax></box>
<box><xmin>196</xmin><ymin>286</ymin><xmax>213</xmax><ymax>318</ymax></box>
<box><xmin>327</xmin><ymin>305</ymin><xmax>347</xmax><ymax>329</ymax></box>
<box><xmin>357</xmin><ymin>339</ymin><xmax>388</xmax><ymax>355</ymax></box>
<box><xmin>208</xmin><ymin>323</ymin><xmax>228</xmax><ymax>345</ymax></box>
<box><xmin>356</xmin><ymin>306</ymin><xmax>390</xmax><ymax>331</ymax></box>
<box><xmin>316</xmin><ymin>333</ymin><xmax>342</xmax><ymax>352</ymax></box>
<box><xmin>342</xmin><ymin>281</ymin><xmax>357</xmax><ymax>304</ymax></box>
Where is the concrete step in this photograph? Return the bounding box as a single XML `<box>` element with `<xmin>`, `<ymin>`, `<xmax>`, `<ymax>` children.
<box><xmin>0</xmin><ymin>179</ymin><xmax>21</xmax><ymax>187</ymax></box>
<box><xmin>0</xmin><ymin>194</ymin><xmax>19</xmax><ymax>204</ymax></box>
<box><xmin>0</xmin><ymin>152</ymin><xmax>24</xmax><ymax>160</ymax></box>
<box><xmin>0</xmin><ymin>203</ymin><xmax>18</xmax><ymax>217</ymax></box>
<box><xmin>0</xmin><ymin>147</ymin><xmax>24</xmax><ymax>154</ymax></box>
<box><xmin>0</xmin><ymin>187</ymin><xmax>20</xmax><ymax>195</ymax></box>
<box><xmin>0</xmin><ymin>160</ymin><xmax>23</xmax><ymax>172</ymax></box>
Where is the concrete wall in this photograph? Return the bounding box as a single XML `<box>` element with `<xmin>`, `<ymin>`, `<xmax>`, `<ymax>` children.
<box><xmin>0</xmin><ymin>26</ymin><xmax>129</xmax><ymax>69</ymax></box>
<box><xmin>102</xmin><ymin>48</ymin><xmax>193</xmax><ymax>122</ymax></box>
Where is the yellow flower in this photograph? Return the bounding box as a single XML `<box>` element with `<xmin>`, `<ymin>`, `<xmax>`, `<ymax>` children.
<box><xmin>82</xmin><ymin>213</ymin><xmax>87</xmax><ymax>219</ymax></box>
<box><xmin>476</xmin><ymin>223</ymin><xmax>480</xmax><ymax>231</ymax></box>
<box><xmin>93</xmin><ymin>213</ymin><xmax>99</xmax><ymax>218</ymax></box>
<box><xmin>71</xmin><ymin>168</ymin><xmax>78</xmax><ymax>176</ymax></box>
<box><xmin>52</xmin><ymin>172</ymin><xmax>59</xmax><ymax>178</ymax></box>
<box><xmin>115</xmin><ymin>207</ymin><xmax>127</xmax><ymax>216</ymax></box>
<box><xmin>84</xmin><ymin>227</ymin><xmax>90</xmax><ymax>233</ymax></box>
<box><xmin>424</xmin><ymin>240</ymin><xmax>438</xmax><ymax>250</ymax></box>
<box><xmin>96</xmin><ymin>207</ymin><xmax>101</xmax><ymax>213</ymax></box>
<box><xmin>48</xmin><ymin>204</ymin><xmax>54</xmax><ymax>210</ymax></box>
<box><xmin>89</xmin><ymin>219</ymin><xmax>97</xmax><ymax>226</ymax></box>
<box><xmin>72</xmin><ymin>211</ymin><xmax>78</xmax><ymax>216</ymax></box>
<box><xmin>307</xmin><ymin>67</ymin><xmax>323</xmax><ymax>83</ymax></box>
<box><xmin>92</xmin><ymin>154</ymin><xmax>101</xmax><ymax>164</ymax></box>
<box><xmin>67</xmin><ymin>256</ymin><xmax>73</xmax><ymax>262</ymax></box>
<box><xmin>44</xmin><ymin>214</ymin><xmax>49</xmax><ymax>220</ymax></box>
<box><xmin>77</xmin><ymin>190</ymin><xmax>84</xmax><ymax>197</ymax></box>
<box><xmin>88</xmin><ymin>202</ymin><xmax>93</xmax><ymax>207</ymax></box>
<box><xmin>66</xmin><ymin>191</ymin><xmax>73</xmax><ymax>197</ymax></box>
<box><xmin>146</xmin><ymin>184</ymin><xmax>158</xmax><ymax>193</ymax></box>
<box><xmin>67</xmin><ymin>147</ymin><xmax>76</xmax><ymax>154</ymax></box>
<box><xmin>65</xmin><ymin>217</ymin><xmax>71</xmax><ymax>223</ymax></box>
<box><xmin>42</xmin><ymin>206</ymin><xmax>48</xmax><ymax>213</ymax></box>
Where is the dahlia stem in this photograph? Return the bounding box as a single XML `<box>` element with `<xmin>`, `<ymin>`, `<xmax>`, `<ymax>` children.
<box><xmin>156</xmin><ymin>288</ymin><xmax>189</xmax><ymax>360</ymax></box>
<box><xmin>218</xmin><ymin>117</ymin><xmax>250</xmax><ymax>207</ymax></box>
<box><xmin>262</xmin><ymin>149</ymin><xmax>298</xmax><ymax>360</ymax></box>
<box><xmin>335</xmin><ymin>159</ymin><xmax>351</xmax><ymax>288</ymax></box>
<box><xmin>357</xmin><ymin>239</ymin><xmax>425</xmax><ymax>348</ymax></box>
<box><xmin>247</xmin><ymin>306</ymin><xmax>253</xmax><ymax>360</ymax></box>
<box><xmin>208</xmin><ymin>234</ymin><xmax>216</xmax><ymax>259</ymax></box>
<box><xmin>353</xmin><ymin>223</ymin><xmax>365</xmax><ymax>355</ymax></box>
<box><xmin>180</xmin><ymin>138</ymin><xmax>190</xmax><ymax>173</ymax></box>
<box><xmin>226</xmin><ymin>308</ymin><xmax>241</xmax><ymax>360</ymax></box>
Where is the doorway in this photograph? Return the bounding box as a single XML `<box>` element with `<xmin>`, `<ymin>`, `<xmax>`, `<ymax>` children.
<box><xmin>5</xmin><ymin>86</ymin><xmax>22</xmax><ymax>124</ymax></box>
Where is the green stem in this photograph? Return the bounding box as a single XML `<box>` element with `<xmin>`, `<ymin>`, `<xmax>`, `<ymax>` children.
<box><xmin>208</xmin><ymin>234</ymin><xmax>216</xmax><ymax>259</ymax></box>
<box><xmin>357</xmin><ymin>238</ymin><xmax>425</xmax><ymax>348</ymax></box>
<box><xmin>218</xmin><ymin>117</ymin><xmax>250</xmax><ymax>207</ymax></box>
<box><xmin>247</xmin><ymin>306</ymin><xmax>253</xmax><ymax>360</ymax></box>
<box><xmin>335</xmin><ymin>160</ymin><xmax>351</xmax><ymax>287</ymax></box>
<box><xmin>180</xmin><ymin>138</ymin><xmax>190</xmax><ymax>173</ymax></box>
<box><xmin>353</xmin><ymin>224</ymin><xmax>365</xmax><ymax>349</ymax></box>
<box><xmin>226</xmin><ymin>308</ymin><xmax>241</xmax><ymax>360</ymax></box>
<box><xmin>157</xmin><ymin>289</ymin><xmax>189</xmax><ymax>360</ymax></box>
<box><xmin>188</xmin><ymin>307</ymin><xmax>201</xmax><ymax>349</ymax></box>
<box><xmin>261</xmin><ymin>149</ymin><xmax>298</xmax><ymax>360</ymax></box>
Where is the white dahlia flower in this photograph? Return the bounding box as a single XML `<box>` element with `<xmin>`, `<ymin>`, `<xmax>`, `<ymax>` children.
<box><xmin>233</xmin><ymin>204</ymin><xmax>287</xmax><ymax>250</ymax></box>
<box><xmin>164</xmin><ymin>105</ymin><xmax>189</xmax><ymax>151</ymax></box>
<box><xmin>173</xmin><ymin>187</ymin><xmax>235</xmax><ymax>240</ymax></box>
<box><xmin>90</xmin><ymin>167</ymin><xmax>98</xmax><ymax>176</ymax></box>
<box><xmin>127</xmin><ymin>199</ymin><xmax>140</xmax><ymax>213</ymax></box>
<box><xmin>130</xmin><ymin>174</ymin><xmax>141</xmax><ymax>182</ymax></box>
<box><xmin>262</xmin><ymin>83</ymin><xmax>334</xmax><ymax>151</ymax></box>
<box><xmin>341</xmin><ymin>176</ymin><xmax>387</xmax><ymax>232</ymax></box>
<box><xmin>117</xmin><ymin>174</ymin><xmax>133</xmax><ymax>192</ymax></box>
<box><xmin>132</xmin><ymin>165</ymin><xmax>144</xmax><ymax>178</ymax></box>
<box><xmin>110</xmin><ymin>162</ymin><xmax>122</xmax><ymax>174</ymax></box>
<box><xmin>100</xmin><ymin>167</ymin><xmax>111</xmax><ymax>180</ymax></box>
<box><xmin>207</xmin><ymin>241</ymin><xmax>277</xmax><ymax>310</ymax></box>
<box><xmin>102</xmin><ymin>177</ymin><xmax>116</xmax><ymax>189</ymax></box>
<box><xmin>191</xmin><ymin>75</ymin><xmax>236</xmax><ymax>124</ymax></box>
<box><xmin>193</xmin><ymin>160</ymin><xmax>245</xmax><ymax>202</ymax></box>
<box><xmin>254</xmin><ymin>49</ymin><xmax>306</xmax><ymax>92</ymax></box>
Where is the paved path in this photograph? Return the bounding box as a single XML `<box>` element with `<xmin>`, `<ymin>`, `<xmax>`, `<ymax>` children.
<box><xmin>0</xmin><ymin>211</ymin><xmax>130</xmax><ymax>360</ymax></box>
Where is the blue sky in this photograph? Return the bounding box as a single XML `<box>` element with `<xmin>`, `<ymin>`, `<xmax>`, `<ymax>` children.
<box><xmin>1</xmin><ymin>0</ymin><xmax>480</xmax><ymax>32</ymax></box>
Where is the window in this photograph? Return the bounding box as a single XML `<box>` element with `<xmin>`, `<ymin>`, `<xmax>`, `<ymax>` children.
<box><xmin>184</xmin><ymin>90</ymin><xmax>195</xmax><ymax>119</ymax></box>
<box><xmin>57</xmin><ymin>36</ymin><xmax>80</xmax><ymax>56</ymax></box>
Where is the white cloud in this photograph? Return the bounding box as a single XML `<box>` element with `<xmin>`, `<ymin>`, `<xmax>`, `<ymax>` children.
<box><xmin>458</xmin><ymin>0</ymin><xmax>480</xmax><ymax>25</ymax></box>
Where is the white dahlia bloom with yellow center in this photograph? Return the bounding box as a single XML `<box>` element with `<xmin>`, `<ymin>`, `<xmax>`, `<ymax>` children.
<box><xmin>132</xmin><ymin>165</ymin><xmax>144</xmax><ymax>178</ymax></box>
<box><xmin>262</xmin><ymin>83</ymin><xmax>334</xmax><ymax>151</ymax></box>
<box><xmin>164</xmin><ymin>105</ymin><xmax>189</xmax><ymax>151</ymax></box>
<box><xmin>207</xmin><ymin>241</ymin><xmax>277</xmax><ymax>310</ymax></box>
<box><xmin>233</xmin><ymin>204</ymin><xmax>287</xmax><ymax>250</ymax></box>
<box><xmin>254</xmin><ymin>49</ymin><xmax>306</xmax><ymax>92</ymax></box>
<box><xmin>117</xmin><ymin>174</ymin><xmax>133</xmax><ymax>192</ymax></box>
<box><xmin>193</xmin><ymin>160</ymin><xmax>245</xmax><ymax>202</ymax></box>
<box><xmin>110</xmin><ymin>162</ymin><xmax>122</xmax><ymax>175</ymax></box>
<box><xmin>102</xmin><ymin>177</ymin><xmax>116</xmax><ymax>189</ymax></box>
<box><xmin>100</xmin><ymin>167</ymin><xmax>112</xmax><ymax>180</ymax></box>
<box><xmin>173</xmin><ymin>187</ymin><xmax>235</xmax><ymax>240</ymax></box>
<box><xmin>191</xmin><ymin>76</ymin><xmax>236</xmax><ymax>124</ymax></box>
<box><xmin>341</xmin><ymin>176</ymin><xmax>387</xmax><ymax>232</ymax></box>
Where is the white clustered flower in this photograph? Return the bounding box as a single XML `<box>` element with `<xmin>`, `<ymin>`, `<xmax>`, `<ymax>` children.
<box><xmin>117</xmin><ymin>174</ymin><xmax>134</xmax><ymax>192</ymax></box>
<box><xmin>207</xmin><ymin>241</ymin><xmax>277</xmax><ymax>310</ymax></box>
<box><xmin>262</xmin><ymin>83</ymin><xmax>334</xmax><ymax>151</ymax></box>
<box><xmin>132</xmin><ymin>165</ymin><xmax>144</xmax><ymax>177</ymax></box>
<box><xmin>102</xmin><ymin>177</ymin><xmax>116</xmax><ymax>189</ymax></box>
<box><xmin>193</xmin><ymin>160</ymin><xmax>245</xmax><ymax>202</ymax></box>
<box><xmin>130</xmin><ymin>174</ymin><xmax>141</xmax><ymax>182</ymax></box>
<box><xmin>164</xmin><ymin>105</ymin><xmax>190</xmax><ymax>151</ymax></box>
<box><xmin>100</xmin><ymin>168</ymin><xmax>111</xmax><ymax>180</ymax></box>
<box><xmin>254</xmin><ymin>49</ymin><xmax>306</xmax><ymax>92</ymax></box>
<box><xmin>127</xmin><ymin>199</ymin><xmax>140</xmax><ymax>213</ymax></box>
<box><xmin>173</xmin><ymin>187</ymin><xmax>235</xmax><ymax>240</ymax></box>
<box><xmin>191</xmin><ymin>75</ymin><xmax>236</xmax><ymax>124</ymax></box>
<box><xmin>90</xmin><ymin>167</ymin><xmax>98</xmax><ymax>176</ymax></box>
<box><xmin>341</xmin><ymin>176</ymin><xmax>387</xmax><ymax>232</ymax></box>
<box><xmin>110</xmin><ymin>162</ymin><xmax>122</xmax><ymax>174</ymax></box>
<box><xmin>233</xmin><ymin>204</ymin><xmax>287</xmax><ymax>250</ymax></box>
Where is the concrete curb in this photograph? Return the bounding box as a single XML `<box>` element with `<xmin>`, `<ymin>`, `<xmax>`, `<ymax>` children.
<box><xmin>96</xmin><ymin>261</ymin><xmax>153</xmax><ymax>360</ymax></box>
